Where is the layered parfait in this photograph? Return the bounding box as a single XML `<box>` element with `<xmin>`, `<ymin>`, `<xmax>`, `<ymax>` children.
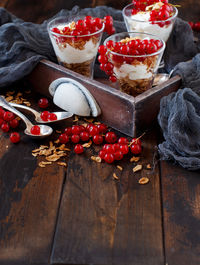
<box><xmin>48</xmin><ymin>15</ymin><xmax>115</xmax><ymax>77</ymax></box>
<box><xmin>123</xmin><ymin>0</ymin><xmax>178</xmax><ymax>42</ymax></box>
<box><xmin>99</xmin><ymin>32</ymin><xmax>165</xmax><ymax>96</ymax></box>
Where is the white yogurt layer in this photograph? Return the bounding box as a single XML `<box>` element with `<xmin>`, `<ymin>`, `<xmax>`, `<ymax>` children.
<box><xmin>113</xmin><ymin>63</ymin><xmax>153</xmax><ymax>80</ymax></box>
<box><xmin>127</xmin><ymin>12</ymin><xmax>173</xmax><ymax>42</ymax></box>
<box><xmin>50</xmin><ymin>35</ymin><xmax>98</xmax><ymax>64</ymax></box>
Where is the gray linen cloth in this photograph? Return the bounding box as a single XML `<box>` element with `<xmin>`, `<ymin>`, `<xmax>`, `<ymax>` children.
<box><xmin>158</xmin><ymin>54</ymin><xmax>200</xmax><ymax>170</ymax></box>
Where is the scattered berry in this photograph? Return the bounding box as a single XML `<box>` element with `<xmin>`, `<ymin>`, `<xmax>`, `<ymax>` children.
<box><xmin>9</xmin><ymin>119</ymin><xmax>19</xmax><ymax>128</ymax></box>
<box><xmin>48</xmin><ymin>113</ymin><xmax>57</xmax><ymax>121</ymax></box>
<box><xmin>104</xmin><ymin>153</ymin><xmax>115</xmax><ymax>163</ymax></box>
<box><xmin>40</xmin><ymin>111</ymin><xmax>50</xmax><ymax>121</ymax></box>
<box><xmin>10</xmin><ymin>132</ymin><xmax>20</xmax><ymax>143</ymax></box>
<box><xmin>74</xmin><ymin>144</ymin><xmax>84</xmax><ymax>154</ymax></box>
<box><xmin>3</xmin><ymin>111</ymin><xmax>15</xmax><ymax>121</ymax></box>
<box><xmin>93</xmin><ymin>135</ymin><xmax>103</xmax><ymax>145</ymax></box>
<box><xmin>130</xmin><ymin>144</ymin><xmax>142</xmax><ymax>154</ymax></box>
<box><xmin>38</xmin><ymin>98</ymin><xmax>49</xmax><ymax>109</ymax></box>
<box><xmin>105</xmin><ymin>131</ymin><xmax>117</xmax><ymax>143</ymax></box>
<box><xmin>71</xmin><ymin>134</ymin><xmax>80</xmax><ymax>143</ymax></box>
<box><xmin>80</xmin><ymin>131</ymin><xmax>90</xmax><ymax>141</ymax></box>
<box><xmin>1</xmin><ymin>122</ymin><xmax>10</xmax><ymax>132</ymax></box>
<box><xmin>59</xmin><ymin>133</ymin><xmax>69</xmax><ymax>144</ymax></box>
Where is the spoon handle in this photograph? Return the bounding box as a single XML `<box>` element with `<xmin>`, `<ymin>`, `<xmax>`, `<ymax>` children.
<box><xmin>0</xmin><ymin>96</ymin><xmax>34</xmax><ymax>130</ymax></box>
<box><xmin>10</xmin><ymin>102</ymin><xmax>40</xmax><ymax>119</ymax></box>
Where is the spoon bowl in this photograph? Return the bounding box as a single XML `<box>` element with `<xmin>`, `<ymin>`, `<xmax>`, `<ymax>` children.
<box><xmin>25</xmin><ymin>125</ymin><xmax>53</xmax><ymax>139</ymax></box>
<box><xmin>0</xmin><ymin>96</ymin><xmax>53</xmax><ymax>138</ymax></box>
<box><xmin>153</xmin><ymin>73</ymin><xmax>170</xmax><ymax>87</ymax></box>
<box><xmin>10</xmin><ymin>103</ymin><xmax>73</xmax><ymax>123</ymax></box>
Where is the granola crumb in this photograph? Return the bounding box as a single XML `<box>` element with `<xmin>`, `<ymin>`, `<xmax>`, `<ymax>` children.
<box><xmin>133</xmin><ymin>164</ymin><xmax>143</xmax><ymax>173</ymax></box>
<box><xmin>117</xmin><ymin>165</ymin><xmax>123</xmax><ymax>171</ymax></box>
<box><xmin>138</xmin><ymin>177</ymin><xmax>149</xmax><ymax>185</ymax></box>
<box><xmin>113</xmin><ymin>173</ymin><xmax>119</xmax><ymax>180</ymax></box>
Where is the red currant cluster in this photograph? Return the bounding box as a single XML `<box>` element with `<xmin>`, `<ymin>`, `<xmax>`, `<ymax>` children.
<box><xmin>40</xmin><ymin>111</ymin><xmax>57</xmax><ymax>122</ymax></box>
<box><xmin>0</xmin><ymin>107</ymin><xmax>21</xmax><ymax>143</ymax></box>
<box><xmin>98</xmin><ymin>38</ymin><xmax>163</xmax><ymax>82</ymax></box>
<box><xmin>57</xmin><ymin>123</ymin><xmax>142</xmax><ymax>163</ymax></box>
<box><xmin>132</xmin><ymin>0</ymin><xmax>170</xmax><ymax>13</ymax></box>
<box><xmin>52</xmin><ymin>15</ymin><xmax>115</xmax><ymax>39</ymax></box>
<box><xmin>188</xmin><ymin>21</ymin><xmax>200</xmax><ymax>31</ymax></box>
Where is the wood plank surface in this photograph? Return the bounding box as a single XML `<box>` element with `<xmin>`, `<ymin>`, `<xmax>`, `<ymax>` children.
<box><xmin>0</xmin><ymin>90</ymin><xmax>67</xmax><ymax>265</ymax></box>
<box><xmin>160</xmin><ymin>161</ymin><xmax>200</xmax><ymax>265</ymax></box>
<box><xmin>51</xmin><ymin>129</ymin><xmax>164</xmax><ymax>265</ymax></box>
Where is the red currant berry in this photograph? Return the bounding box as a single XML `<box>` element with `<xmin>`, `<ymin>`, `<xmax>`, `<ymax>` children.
<box><xmin>40</xmin><ymin>111</ymin><xmax>50</xmax><ymax>121</ymax></box>
<box><xmin>105</xmin><ymin>144</ymin><xmax>115</xmax><ymax>154</ymax></box>
<box><xmin>10</xmin><ymin>132</ymin><xmax>20</xmax><ymax>143</ymax></box>
<box><xmin>52</xmin><ymin>27</ymin><xmax>60</xmax><ymax>34</ymax></box>
<box><xmin>98</xmin><ymin>45</ymin><xmax>107</xmax><ymax>55</ymax></box>
<box><xmin>106</xmin><ymin>40</ymin><xmax>114</xmax><ymax>48</ymax></box>
<box><xmin>97</xmin><ymin>123</ymin><xmax>108</xmax><ymax>134</ymax></box>
<box><xmin>119</xmin><ymin>144</ymin><xmax>129</xmax><ymax>155</ymax></box>
<box><xmin>112</xmin><ymin>143</ymin><xmax>120</xmax><ymax>151</ymax></box>
<box><xmin>48</xmin><ymin>113</ymin><xmax>57</xmax><ymax>121</ymax></box>
<box><xmin>130</xmin><ymin>144</ymin><xmax>142</xmax><ymax>154</ymax></box>
<box><xmin>114</xmin><ymin>151</ymin><xmax>123</xmax><ymax>160</ymax></box>
<box><xmin>3</xmin><ymin>111</ymin><xmax>15</xmax><ymax>121</ymax></box>
<box><xmin>71</xmin><ymin>134</ymin><xmax>80</xmax><ymax>143</ymax></box>
<box><xmin>99</xmin><ymin>150</ymin><xmax>106</xmax><ymax>160</ymax></box>
<box><xmin>71</xmin><ymin>125</ymin><xmax>81</xmax><ymax>135</ymax></box>
<box><xmin>74</xmin><ymin>144</ymin><xmax>84</xmax><ymax>154</ymax></box>
<box><xmin>59</xmin><ymin>133</ymin><xmax>69</xmax><ymax>144</ymax></box>
<box><xmin>104</xmin><ymin>62</ymin><xmax>114</xmax><ymax>71</ymax></box>
<box><xmin>88</xmin><ymin>125</ymin><xmax>99</xmax><ymax>136</ymax></box>
<box><xmin>104</xmin><ymin>153</ymin><xmax>115</xmax><ymax>163</ymax></box>
<box><xmin>79</xmin><ymin>125</ymin><xmax>86</xmax><ymax>132</ymax></box>
<box><xmin>9</xmin><ymin>118</ymin><xmax>19</xmax><ymax>128</ymax></box>
<box><xmin>109</xmin><ymin>75</ymin><xmax>117</xmax><ymax>82</ymax></box>
<box><xmin>38</xmin><ymin>98</ymin><xmax>49</xmax><ymax>109</ymax></box>
<box><xmin>64</xmin><ymin>127</ymin><xmax>72</xmax><ymax>136</ymax></box>
<box><xmin>118</xmin><ymin>137</ymin><xmax>129</xmax><ymax>145</ymax></box>
<box><xmin>106</xmin><ymin>26</ymin><xmax>115</xmax><ymax>35</ymax></box>
<box><xmin>30</xmin><ymin>125</ymin><xmax>40</xmax><ymax>135</ymax></box>
<box><xmin>98</xmin><ymin>55</ymin><xmax>108</xmax><ymax>64</ymax></box>
<box><xmin>93</xmin><ymin>135</ymin><xmax>103</xmax><ymax>145</ymax></box>
<box><xmin>131</xmin><ymin>138</ymin><xmax>142</xmax><ymax>146</ymax></box>
<box><xmin>80</xmin><ymin>131</ymin><xmax>90</xmax><ymax>142</ymax></box>
<box><xmin>86</xmin><ymin>123</ymin><xmax>93</xmax><ymax>132</ymax></box>
<box><xmin>105</xmin><ymin>131</ymin><xmax>117</xmax><ymax>143</ymax></box>
<box><xmin>1</xmin><ymin>122</ymin><xmax>10</xmax><ymax>132</ymax></box>
<box><xmin>100</xmin><ymin>63</ymin><xmax>105</xmax><ymax>71</ymax></box>
<box><xmin>104</xmin><ymin>16</ymin><xmax>113</xmax><ymax>23</ymax></box>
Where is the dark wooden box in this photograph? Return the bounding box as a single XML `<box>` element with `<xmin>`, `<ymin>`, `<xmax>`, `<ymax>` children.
<box><xmin>26</xmin><ymin>59</ymin><xmax>181</xmax><ymax>137</ymax></box>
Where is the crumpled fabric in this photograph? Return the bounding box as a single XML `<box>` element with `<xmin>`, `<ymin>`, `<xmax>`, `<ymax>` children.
<box><xmin>0</xmin><ymin>5</ymin><xmax>199</xmax><ymax>87</ymax></box>
<box><xmin>158</xmin><ymin>55</ymin><xmax>200</xmax><ymax>170</ymax></box>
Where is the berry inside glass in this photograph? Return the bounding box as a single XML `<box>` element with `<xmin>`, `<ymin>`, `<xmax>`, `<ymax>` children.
<box><xmin>123</xmin><ymin>1</ymin><xmax>178</xmax><ymax>42</ymax></box>
<box><xmin>48</xmin><ymin>15</ymin><xmax>114</xmax><ymax>78</ymax></box>
<box><xmin>101</xmin><ymin>32</ymin><xmax>165</xmax><ymax>96</ymax></box>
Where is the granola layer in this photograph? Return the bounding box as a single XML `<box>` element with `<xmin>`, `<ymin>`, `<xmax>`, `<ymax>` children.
<box><xmin>118</xmin><ymin>77</ymin><xmax>153</xmax><ymax>97</ymax></box>
<box><xmin>58</xmin><ymin>58</ymin><xmax>93</xmax><ymax>77</ymax></box>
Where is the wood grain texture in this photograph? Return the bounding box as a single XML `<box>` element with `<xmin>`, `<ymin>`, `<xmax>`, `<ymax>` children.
<box><xmin>160</xmin><ymin>161</ymin><xmax>200</xmax><ymax>265</ymax></box>
<box><xmin>51</xmin><ymin>130</ymin><xmax>164</xmax><ymax>265</ymax></box>
<box><xmin>0</xmin><ymin>88</ymin><xmax>67</xmax><ymax>265</ymax></box>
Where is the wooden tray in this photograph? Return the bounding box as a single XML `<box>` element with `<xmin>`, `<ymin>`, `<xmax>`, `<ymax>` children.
<box><xmin>26</xmin><ymin>59</ymin><xmax>181</xmax><ymax>137</ymax></box>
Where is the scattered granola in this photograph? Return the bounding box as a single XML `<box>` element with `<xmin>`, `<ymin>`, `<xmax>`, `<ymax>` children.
<box><xmin>138</xmin><ymin>177</ymin><xmax>149</xmax><ymax>185</ymax></box>
<box><xmin>117</xmin><ymin>165</ymin><xmax>123</xmax><ymax>171</ymax></box>
<box><xmin>146</xmin><ymin>164</ymin><xmax>151</xmax><ymax>169</ymax></box>
<box><xmin>91</xmin><ymin>156</ymin><xmax>102</xmax><ymax>163</ymax></box>
<box><xmin>130</xmin><ymin>156</ymin><xmax>140</xmax><ymax>162</ymax></box>
<box><xmin>133</xmin><ymin>164</ymin><xmax>143</xmax><ymax>173</ymax></box>
<box><xmin>82</xmin><ymin>140</ymin><xmax>92</xmax><ymax>148</ymax></box>
<box><xmin>113</xmin><ymin>173</ymin><xmax>119</xmax><ymax>180</ymax></box>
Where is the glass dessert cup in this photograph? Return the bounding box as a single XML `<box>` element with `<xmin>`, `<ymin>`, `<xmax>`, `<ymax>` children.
<box><xmin>47</xmin><ymin>16</ymin><xmax>105</xmax><ymax>78</ymax></box>
<box><xmin>103</xmin><ymin>32</ymin><xmax>165</xmax><ymax>97</ymax></box>
<box><xmin>122</xmin><ymin>3</ymin><xmax>178</xmax><ymax>43</ymax></box>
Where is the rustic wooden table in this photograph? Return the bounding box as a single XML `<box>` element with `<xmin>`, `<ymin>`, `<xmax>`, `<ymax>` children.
<box><xmin>0</xmin><ymin>1</ymin><xmax>200</xmax><ymax>265</ymax></box>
